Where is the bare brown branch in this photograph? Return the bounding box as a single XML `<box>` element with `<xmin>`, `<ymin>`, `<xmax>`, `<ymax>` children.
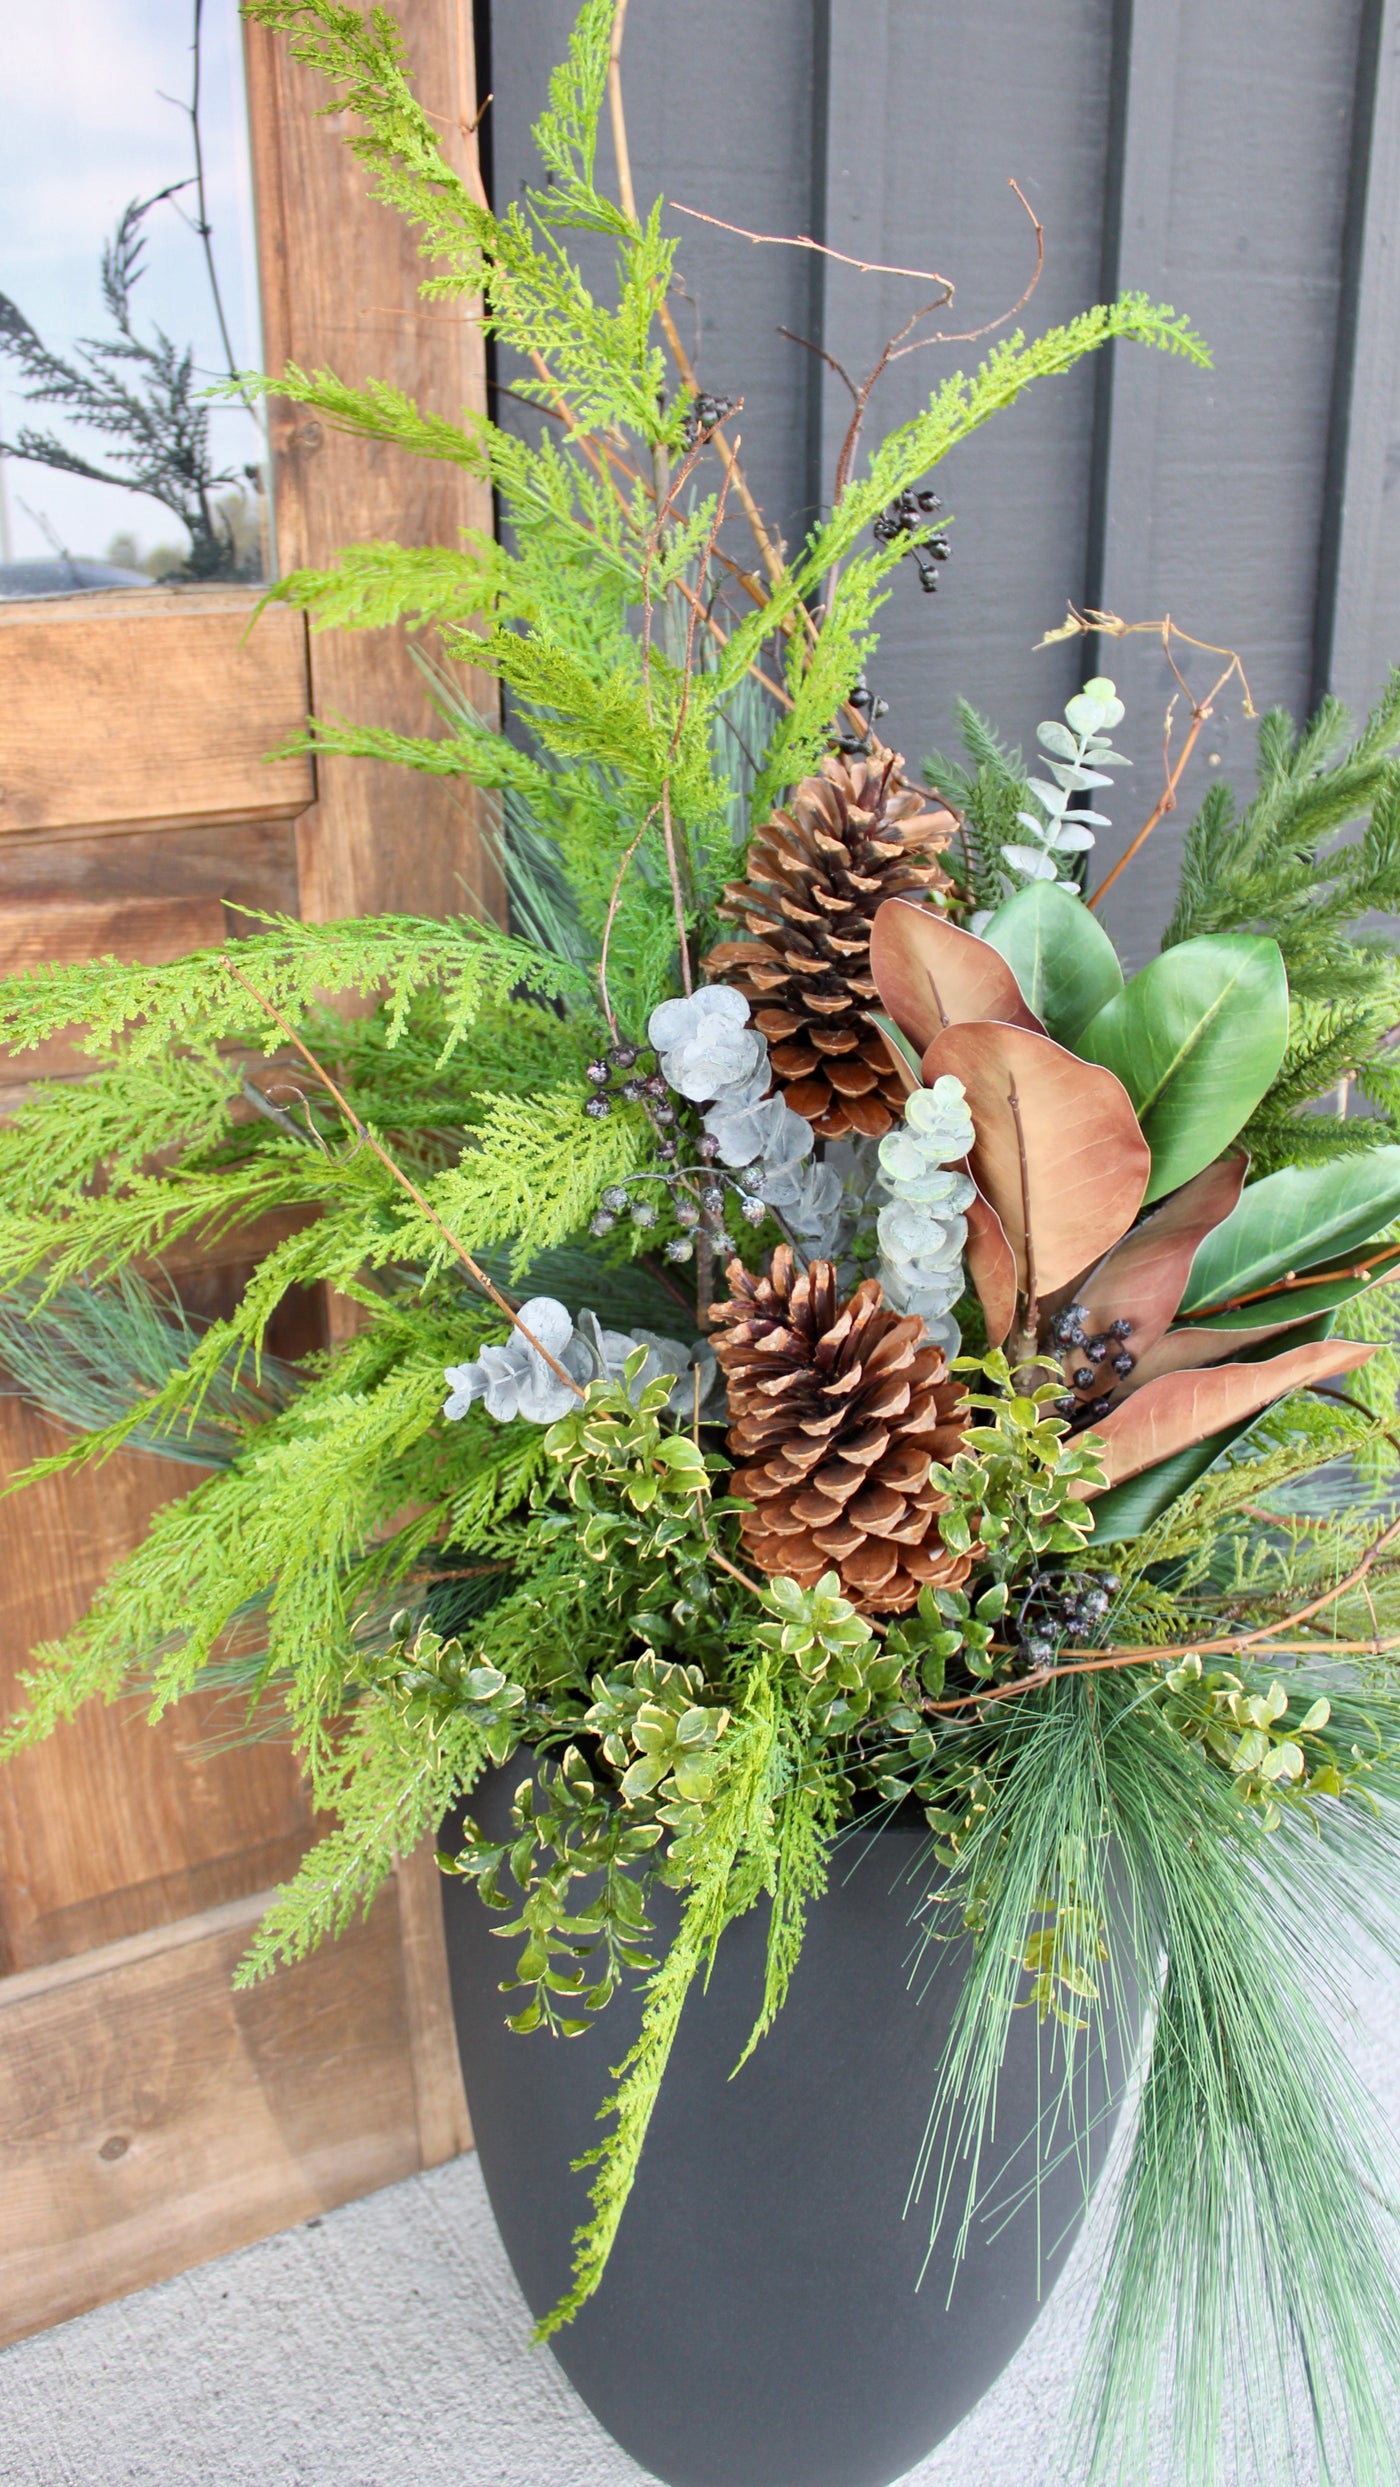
<box><xmin>668</xmin><ymin>203</ymin><xmax>958</xmax><ymax>291</ymax></box>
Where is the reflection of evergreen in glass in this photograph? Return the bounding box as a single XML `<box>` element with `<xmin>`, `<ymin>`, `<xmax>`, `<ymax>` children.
<box><xmin>0</xmin><ymin>193</ymin><xmax>263</xmax><ymax>583</ymax></box>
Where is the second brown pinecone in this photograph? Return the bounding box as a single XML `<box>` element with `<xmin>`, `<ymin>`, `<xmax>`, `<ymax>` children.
<box><xmin>704</xmin><ymin>743</ymin><xmax>955</xmax><ymax>1140</ymax></box>
<box><xmin>710</xmin><ymin>1248</ymin><xmax>969</xmax><ymax>1614</ymax></box>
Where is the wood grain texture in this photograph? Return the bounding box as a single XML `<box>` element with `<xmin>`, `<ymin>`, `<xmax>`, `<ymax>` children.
<box><xmin>0</xmin><ymin>894</ymin><xmax>227</xmax><ymax>977</ymax></box>
<box><xmin>0</xmin><ymin>1879</ymin><xmax>420</xmax><ymax>2346</ymax></box>
<box><xmin>0</xmin><ymin>894</ymin><xmax>225</xmax><ymax>1082</ymax></box>
<box><xmin>0</xmin><ymin>823</ymin><xmax>301</xmax><ymax>1093</ymax></box>
<box><xmin>0</xmin><ymin>1207</ymin><xmax>326</xmax><ymax>1978</ymax></box>
<box><xmin>396</xmin><ymin>1837</ymin><xmax>473</xmax><ymax>2167</ymax></box>
<box><xmin>0</xmin><ymin>1393</ymin><xmax>320</xmax><ymax>1976</ymax></box>
<box><xmin>0</xmin><ymin>1</ymin><xmax>489</xmax><ymax>2340</ymax></box>
<box><xmin>243</xmin><ymin>3</ymin><xmax>500</xmax><ymax>927</ymax></box>
<box><xmin>0</xmin><ymin>590</ymin><xmax>312</xmax><ymax>836</ymax></box>
<box><xmin>0</xmin><ymin>817</ymin><xmax>300</xmax><ymax>908</ymax></box>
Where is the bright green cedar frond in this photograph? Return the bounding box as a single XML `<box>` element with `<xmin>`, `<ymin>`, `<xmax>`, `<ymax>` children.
<box><xmin>421</xmin><ymin>1087</ymin><xmax>651</xmax><ymax>1276</ymax></box>
<box><xmin>0</xmin><ymin>911</ymin><xmax>592</xmax><ymax>1064</ymax></box>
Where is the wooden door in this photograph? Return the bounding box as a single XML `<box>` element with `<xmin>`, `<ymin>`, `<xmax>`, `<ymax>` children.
<box><xmin>0</xmin><ymin>0</ymin><xmax>489</xmax><ymax>2344</ymax></box>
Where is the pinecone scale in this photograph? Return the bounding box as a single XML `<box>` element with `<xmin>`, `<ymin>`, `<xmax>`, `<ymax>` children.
<box><xmin>705</xmin><ymin>744</ymin><xmax>955</xmax><ymax>1140</ymax></box>
<box><xmin>711</xmin><ymin>1249</ymin><xmax>969</xmax><ymax>1613</ymax></box>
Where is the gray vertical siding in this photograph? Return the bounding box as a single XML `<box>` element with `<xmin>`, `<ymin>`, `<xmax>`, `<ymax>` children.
<box><xmin>488</xmin><ymin>0</ymin><xmax>1400</xmax><ymax>961</ymax></box>
<box><xmin>486</xmin><ymin>0</ymin><xmax>821</xmax><ymax>560</ymax></box>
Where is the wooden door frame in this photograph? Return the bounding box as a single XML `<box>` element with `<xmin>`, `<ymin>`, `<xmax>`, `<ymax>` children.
<box><xmin>0</xmin><ymin>0</ymin><xmax>488</xmax><ymax>2344</ymax></box>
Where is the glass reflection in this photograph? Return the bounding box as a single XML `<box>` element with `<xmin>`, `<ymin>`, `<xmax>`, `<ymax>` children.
<box><xmin>0</xmin><ymin>0</ymin><xmax>268</xmax><ymax>596</ymax></box>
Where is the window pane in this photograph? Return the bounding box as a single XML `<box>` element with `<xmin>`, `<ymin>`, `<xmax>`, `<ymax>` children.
<box><xmin>0</xmin><ymin>0</ymin><xmax>269</xmax><ymax>596</ymax></box>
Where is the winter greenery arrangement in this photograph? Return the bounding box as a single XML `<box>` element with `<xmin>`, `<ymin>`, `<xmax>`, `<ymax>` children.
<box><xmin>7</xmin><ymin>3</ymin><xmax>1400</xmax><ymax>2477</ymax></box>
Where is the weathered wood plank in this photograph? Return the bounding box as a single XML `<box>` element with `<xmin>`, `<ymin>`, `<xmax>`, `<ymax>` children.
<box><xmin>396</xmin><ymin>1837</ymin><xmax>473</xmax><ymax>2168</ymax></box>
<box><xmin>243</xmin><ymin>2</ymin><xmax>500</xmax><ymax>927</ymax></box>
<box><xmin>0</xmin><ymin>1201</ymin><xmax>326</xmax><ymax>1978</ymax></box>
<box><xmin>0</xmin><ymin>895</ymin><xmax>228</xmax><ymax>980</ymax></box>
<box><xmin>0</xmin><ymin>1881</ymin><xmax>420</xmax><ymax>2346</ymax></box>
<box><xmin>0</xmin><ymin>822</ymin><xmax>301</xmax><ymax>1093</ymax></box>
<box><xmin>0</xmin><ymin>590</ymin><xmax>313</xmax><ymax>837</ymax></box>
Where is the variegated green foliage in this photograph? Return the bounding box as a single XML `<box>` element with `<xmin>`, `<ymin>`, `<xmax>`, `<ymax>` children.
<box><xmin>2</xmin><ymin>11</ymin><xmax>1400</xmax><ymax>2479</ymax></box>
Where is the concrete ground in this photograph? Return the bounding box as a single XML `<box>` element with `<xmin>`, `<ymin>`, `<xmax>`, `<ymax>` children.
<box><xmin>2</xmin><ymin>1937</ymin><xmax>1395</xmax><ymax>2487</ymax></box>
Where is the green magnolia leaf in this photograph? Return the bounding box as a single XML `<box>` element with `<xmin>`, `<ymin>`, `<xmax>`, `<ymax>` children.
<box><xmin>1084</xmin><ymin>1419</ymin><xmax>1252</xmax><ymax>1541</ymax></box>
<box><xmin>1076</xmin><ymin>934</ymin><xmax>1288</xmax><ymax>1204</ymax></box>
<box><xmin>1184</xmin><ymin>1264</ymin><xmax>1394</xmax><ymax>1339</ymax></box>
<box><xmin>981</xmin><ymin>882</ymin><xmax>1124</xmax><ymax>1044</ymax></box>
<box><xmin>1179</xmin><ymin>1146</ymin><xmax>1400</xmax><ymax>1315</ymax></box>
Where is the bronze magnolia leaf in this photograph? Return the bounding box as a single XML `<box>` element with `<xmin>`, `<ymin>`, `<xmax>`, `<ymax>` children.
<box><xmin>963</xmin><ymin>1181</ymin><xmax>1018</xmax><ymax>1347</ymax></box>
<box><xmin>1055</xmin><ymin>1152</ymin><xmax>1249</xmax><ymax>1359</ymax></box>
<box><xmin>921</xmin><ymin>1020</ymin><xmax>1150</xmax><ymax>1302</ymax></box>
<box><xmin>870</xmin><ymin>899</ymin><xmax>1044</xmax><ymax>1056</ymax></box>
<box><xmin>1114</xmin><ymin>1320</ymin><xmax>1303</xmax><ymax>1394</ymax></box>
<box><xmin>1074</xmin><ymin>1336</ymin><xmax>1375</xmax><ymax>1493</ymax></box>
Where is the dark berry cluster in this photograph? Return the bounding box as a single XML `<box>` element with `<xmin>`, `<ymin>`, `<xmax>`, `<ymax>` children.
<box><xmin>663</xmin><ymin>1172</ymin><xmax>738</xmax><ymax>1267</ymax></box>
<box><xmin>872</xmin><ymin>488</ymin><xmax>951</xmax><ymax>592</ymax></box>
<box><xmin>586</xmin><ymin>1050</ymin><xmax>740</xmax><ymax>1261</ymax></box>
<box><xmin>1014</xmin><ymin>1570</ymin><xmax>1121</xmax><ymax>1673</ymax></box>
<box><xmin>583</xmin><ymin>1042</ymin><xmax>662</xmax><ymax>1123</ymax></box>
<box><xmin>834</xmin><ymin>675</ymin><xmax>891</xmax><ymax>757</ymax></box>
<box><xmin>679</xmin><ymin>392</ymin><xmax>738</xmax><ymax>449</ymax></box>
<box><xmin>589</xmin><ymin>1180</ymin><xmax>660</xmax><ymax>1239</ymax></box>
<box><xmin>1049</xmin><ymin>1302</ymin><xmax>1135</xmax><ymax>1426</ymax></box>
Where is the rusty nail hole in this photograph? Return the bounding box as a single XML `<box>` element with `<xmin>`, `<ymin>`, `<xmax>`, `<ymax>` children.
<box><xmin>99</xmin><ymin>2135</ymin><xmax>130</xmax><ymax>2161</ymax></box>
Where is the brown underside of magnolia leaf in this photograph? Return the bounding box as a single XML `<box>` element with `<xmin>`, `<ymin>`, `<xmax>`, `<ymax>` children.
<box><xmin>1074</xmin><ymin>1336</ymin><xmax>1375</xmax><ymax>1493</ymax></box>
<box><xmin>1051</xmin><ymin>1152</ymin><xmax>1249</xmax><ymax>1359</ymax></box>
<box><xmin>921</xmin><ymin>1020</ymin><xmax>1151</xmax><ymax>1303</ymax></box>
<box><xmin>869</xmin><ymin>898</ymin><xmax>1044</xmax><ymax>1056</ymax></box>
<box><xmin>1116</xmin><ymin>1319</ymin><xmax>1307</xmax><ymax>1394</ymax></box>
<box><xmin>963</xmin><ymin>1181</ymin><xmax>1018</xmax><ymax>1348</ymax></box>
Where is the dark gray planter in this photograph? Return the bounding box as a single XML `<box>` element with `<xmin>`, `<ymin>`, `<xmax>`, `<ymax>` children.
<box><xmin>441</xmin><ymin>1768</ymin><xmax>1136</xmax><ymax>2487</ymax></box>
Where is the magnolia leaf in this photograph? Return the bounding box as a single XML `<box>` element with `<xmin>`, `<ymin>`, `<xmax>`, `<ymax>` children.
<box><xmin>981</xmin><ymin>881</ymin><xmax>1124</xmax><ymax>1045</ymax></box>
<box><xmin>1116</xmin><ymin>1323</ymin><xmax>1298</xmax><ymax>1393</ymax></box>
<box><xmin>1179</xmin><ymin>1145</ymin><xmax>1400</xmax><ymax>1314</ymax></box>
<box><xmin>866</xmin><ymin>1010</ymin><xmax>922</xmax><ymax>1093</ymax></box>
<box><xmin>921</xmin><ymin>1021</ymin><xmax>1150</xmax><ymax>1300</ymax></box>
<box><xmin>1084</xmin><ymin>1421</ymin><xmax>1252</xmax><ymax>1543</ymax></box>
<box><xmin>963</xmin><ymin>1180</ymin><xmax>1018</xmax><ymax>1347</ymax></box>
<box><xmin>1189</xmin><ymin>1263</ymin><xmax>1400</xmax><ymax>1334</ymax></box>
<box><xmin>1076</xmin><ymin>934</ymin><xmax>1288</xmax><ymax>1204</ymax></box>
<box><xmin>1060</xmin><ymin>1152</ymin><xmax>1248</xmax><ymax>1354</ymax></box>
<box><xmin>870</xmin><ymin>898</ymin><xmax>1044</xmax><ymax>1056</ymax></box>
<box><xmin>1073</xmin><ymin>1335</ymin><xmax>1374</xmax><ymax>1493</ymax></box>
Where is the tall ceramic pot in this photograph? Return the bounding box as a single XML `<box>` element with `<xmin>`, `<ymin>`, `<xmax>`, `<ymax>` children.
<box><xmin>441</xmin><ymin>1768</ymin><xmax>1136</xmax><ymax>2487</ymax></box>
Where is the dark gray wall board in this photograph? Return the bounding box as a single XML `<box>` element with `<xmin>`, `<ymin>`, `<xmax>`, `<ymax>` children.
<box><xmin>1089</xmin><ymin>0</ymin><xmax>1370</xmax><ymax>958</ymax></box>
<box><xmin>816</xmin><ymin>0</ymin><xmax>1118</xmax><ymax>799</ymax></box>
<box><xmin>1325</xmin><ymin>0</ymin><xmax>1400</xmax><ymax>719</ymax></box>
<box><xmin>486</xmin><ymin>0</ymin><xmax>821</xmax><ymax>572</ymax></box>
<box><xmin>487</xmin><ymin>0</ymin><xmax>1400</xmax><ymax>962</ymax></box>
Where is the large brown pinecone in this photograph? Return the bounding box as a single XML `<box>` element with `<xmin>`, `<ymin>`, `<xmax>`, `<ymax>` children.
<box><xmin>710</xmin><ymin>1248</ymin><xmax>970</xmax><ymax>1615</ymax></box>
<box><xmin>704</xmin><ymin>744</ymin><xmax>955</xmax><ymax>1140</ymax></box>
